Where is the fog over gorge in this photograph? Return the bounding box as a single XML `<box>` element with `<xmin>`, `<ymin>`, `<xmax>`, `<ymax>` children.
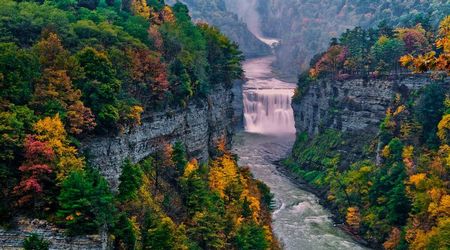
<box><xmin>223</xmin><ymin>0</ymin><xmax>261</xmax><ymax>37</ymax></box>
<box><xmin>179</xmin><ymin>0</ymin><xmax>449</xmax><ymax>80</ymax></box>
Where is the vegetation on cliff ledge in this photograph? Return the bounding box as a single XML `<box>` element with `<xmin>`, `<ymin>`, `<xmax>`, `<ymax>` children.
<box><xmin>0</xmin><ymin>0</ymin><xmax>278</xmax><ymax>249</ymax></box>
<box><xmin>287</xmin><ymin>16</ymin><xmax>450</xmax><ymax>250</ymax></box>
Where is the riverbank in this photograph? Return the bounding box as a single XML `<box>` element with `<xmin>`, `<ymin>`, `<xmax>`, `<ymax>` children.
<box><xmin>274</xmin><ymin>161</ymin><xmax>377</xmax><ymax>249</ymax></box>
<box><xmin>232</xmin><ymin>131</ymin><xmax>368</xmax><ymax>249</ymax></box>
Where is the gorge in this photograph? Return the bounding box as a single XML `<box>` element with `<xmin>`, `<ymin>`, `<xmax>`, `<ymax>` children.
<box><xmin>224</xmin><ymin>3</ymin><xmax>367</xmax><ymax>248</ymax></box>
<box><xmin>234</xmin><ymin>55</ymin><xmax>367</xmax><ymax>249</ymax></box>
<box><xmin>1</xmin><ymin>0</ymin><xmax>449</xmax><ymax>249</ymax></box>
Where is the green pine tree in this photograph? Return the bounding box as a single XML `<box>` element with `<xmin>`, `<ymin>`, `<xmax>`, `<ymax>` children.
<box><xmin>172</xmin><ymin>141</ymin><xmax>188</xmax><ymax>176</ymax></box>
<box><xmin>57</xmin><ymin>170</ymin><xmax>114</xmax><ymax>235</ymax></box>
<box><xmin>118</xmin><ymin>159</ymin><xmax>143</xmax><ymax>202</ymax></box>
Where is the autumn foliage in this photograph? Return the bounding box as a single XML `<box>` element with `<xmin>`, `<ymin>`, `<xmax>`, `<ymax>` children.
<box><xmin>401</xmin><ymin>16</ymin><xmax>450</xmax><ymax>75</ymax></box>
<box><xmin>13</xmin><ymin>136</ymin><xmax>54</xmax><ymax>207</ymax></box>
<box><xmin>0</xmin><ymin>0</ymin><xmax>251</xmax><ymax>246</ymax></box>
<box><xmin>294</xmin><ymin>17</ymin><xmax>450</xmax><ymax>249</ymax></box>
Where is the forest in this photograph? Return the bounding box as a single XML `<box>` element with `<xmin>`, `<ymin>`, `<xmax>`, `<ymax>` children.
<box><xmin>255</xmin><ymin>0</ymin><xmax>449</xmax><ymax>79</ymax></box>
<box><xmin>287</xmin><ymin>16</ymin><xmax>450</xmax><ymax>249</ymax></box>
<box><xmin>0</xmin><ymin>0</ymin><xmax>278</xmax><ymax>249</ymax></box>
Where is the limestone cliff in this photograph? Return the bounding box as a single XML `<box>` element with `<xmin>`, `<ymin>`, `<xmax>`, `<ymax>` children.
<box><xmin>293</xmin><ymin>75</ymin><xmax>439</xmax><ymax>136</ymax></box>
<box><xmin>292</xmin><ymin>75</ymin><xmax>448</xmax><ymax>167</ymax></box>
<box><xmin>0</xmin><ymin>217</ymin><xmax>104</xmax><ymax>249</ymax></box>
<box><xmin>82</xmin><ymin>84</ymin><xmax>234</xmax><ymax>189</ymax></box>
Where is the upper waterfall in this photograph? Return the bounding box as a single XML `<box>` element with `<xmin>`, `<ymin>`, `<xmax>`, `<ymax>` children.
<box><xmin>242</xmin><ymin>56</ymin><xmax>296</xmax><ymax>135</ymax></box>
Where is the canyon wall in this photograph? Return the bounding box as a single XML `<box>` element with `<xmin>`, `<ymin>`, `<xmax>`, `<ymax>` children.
<box><xmin>291</xmin><ymin>75</ymin><xmax>449</xmax><ymax>166</ymax></box>
<box><xmin>166</xmin><ymin>0</ymin><xmax>271</xmax><ymax>58</ymax></box>
<box><xmin>293</xmin><ymin>75</ymin><xmax>440</xmax><ymax>136</ymax></box>
<box><xmin>0</xmin><ymin>217</ymin><xmax>105</xmax><ymax>249</ymax></box>
<box><xmin>82</xmin><ymin>84</ymin><xmax>234</xmax><ymax>189</ymax></box>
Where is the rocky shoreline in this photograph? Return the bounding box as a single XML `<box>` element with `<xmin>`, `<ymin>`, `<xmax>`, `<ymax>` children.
<box><xmin>273</xmin><ymin>160</ymin><xmax>377</xmax><ymax>249</ymax></box>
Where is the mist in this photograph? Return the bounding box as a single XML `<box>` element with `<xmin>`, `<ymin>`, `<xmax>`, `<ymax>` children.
<box><xmin>223</xmin><ymin>0</ymin><xmax>262</xmax><ymax>37</ymax></box>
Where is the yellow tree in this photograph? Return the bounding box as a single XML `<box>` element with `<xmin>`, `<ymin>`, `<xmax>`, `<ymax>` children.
<box><xmin>33</xmin><ymin>114</ymin><xmax>84</xmax><ymax>181</ymax></box>
<box><xmin>33</xmin><ymin>33</ymin><xmax>95</xmax><ymax>135</ymax></box>
<box><xmin>401</xmin><ymin>16</ymin><xmax>450</xmax><ymax>75</ymax></box>
<box><xmin>346</xmin><ymin>207</ymin><xmax>361</xmax><ymax>233</ymax></box>
<box><xmin>131</xmin><ymin>0</ymin><xmax>151</xmax><ymax>19</ymax></box>
<box><xmin>209</xmin><ymin>153</ymin><xmax>240</xmax><ymax>199</ymax></box>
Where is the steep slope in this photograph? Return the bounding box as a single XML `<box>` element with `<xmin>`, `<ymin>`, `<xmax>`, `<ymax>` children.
<box><xmin>0</xmin><ymin>0</ymin><xmax>278</xmax><ymax>249</ymax></box>
<box><xmin>286</xmin><ymin>16</ymin><xmax>450</xmax><ymax>249</ymax></box>
<box><xmin>167</xmin><ymin>0</ymin><xmax>271</xmax><ymax>58</ymax></box>
<box><xmin>257</xmin><ymin>0</ymin><xmax>450</xmax><ymax>79</ymax></box>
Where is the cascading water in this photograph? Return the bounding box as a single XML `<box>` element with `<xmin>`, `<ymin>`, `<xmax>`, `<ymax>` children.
<box><xmin>234</xmin><ymin>57</ymin><xmax>367</xmax><ymax>249</ymax></box>
<box><xmin>242</xmin><ymin>56</ymin><xmax>296</xmax><ymax>135</ymax></box>
<box><xmin>229</xmin><ymin>4</ymin><xmax>367</xmax><ymax>248</ymax></box>
<box><xmin>243</xmin><ymin>89</ymin><xmax>295</xmax><ymax>134</ymax></box>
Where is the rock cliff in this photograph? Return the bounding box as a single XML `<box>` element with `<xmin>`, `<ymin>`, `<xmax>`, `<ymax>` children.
<box><xmin>293</xmin><ymin>75</ymin><xmax>439</xmax><ymax>136</ymax></box>
<box><xmin>0</xmin><ymin>83</ymin><xmax>235</xmax><ymax>250</ymax></box>
<box><xmin>292</xmin><ymin>75</ymin><xmax>449</xmax><ymax>168</ymax></box>
<box><xmin>82</xmin><ymin>85</ymin><xmax>234</xmax><ymax>189</ymax></box>
<box><xmin>0</xmin><ymin>217</ymin><xmax>105</xmax><ymax>250</ymax></box>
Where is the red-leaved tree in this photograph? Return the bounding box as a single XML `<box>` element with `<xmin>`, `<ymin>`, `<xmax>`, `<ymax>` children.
<box><xmin>14</xmin><ymin>136</ymin><xmax>54</xmax><ymax>208</ymax></box>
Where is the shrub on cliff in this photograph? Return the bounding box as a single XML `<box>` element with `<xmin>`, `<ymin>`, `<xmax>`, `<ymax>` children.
<box><xmin>23</xmin><ymin>233</ymin><xmax>50</xmax><ymax>250</ymax></box>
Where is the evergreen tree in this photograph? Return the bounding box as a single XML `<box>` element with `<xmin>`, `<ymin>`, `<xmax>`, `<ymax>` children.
<box><xmin>234</xmin><ymin>221</ymin><xmax>268</xmax><ymax>250</ymax></box>
<box><xmin>57</xmin><ymin>170</ymin><xmax>114</xmax><ymax>235</ymax></box>
<box><xmin>113</xmin><ymin>213</ymin><xmax>137</xmax><ymax>250</ymax></box>
<box><xmin>23</xmin><ymin>233</ymin><xmax>50</xmax><ymax>250</ymax></box>
<box><xmin>118</xmin><ymin>159</ymin><xmax>143</xmax><ymax>202</ymax></box>
<box><xmin>188</xmin><ymin>210</ymin><xmax>226</xmax><ymax>249</ymax></box>
<box><xmin>172</xmin><ymin>141</ymin><xmax>188</xmax><ymax>176</ymax></box>
<box><xmin>142</xmin><ymin>210</ymin><xmax>178</xmax><ymax>250</ymax></box>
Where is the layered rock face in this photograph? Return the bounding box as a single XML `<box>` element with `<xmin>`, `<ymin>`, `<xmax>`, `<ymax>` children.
<box><xmin>0</xmin><ymin>84</ymin><xmax>235</xmax><ymax>250</ymax></box>
<box><xmin>82</xmin><ymin>85</ymin><xmax>234</xmax><ymax>189</ymax></box>
<box><xmin>0</xmin><ymin>217</ymin><xmax>104</xmax><ymax>249</ymax></box>
<box><xmin>293</xmin><ymin>75</ymin><xmax>438</xmax><ymax>136</ymax></box>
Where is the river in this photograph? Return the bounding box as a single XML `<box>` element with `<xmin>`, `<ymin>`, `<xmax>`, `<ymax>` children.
<box><xmin>232</xmin><ymin>56</ymin><xmax>367</xmax><ymax>250</ymax></box>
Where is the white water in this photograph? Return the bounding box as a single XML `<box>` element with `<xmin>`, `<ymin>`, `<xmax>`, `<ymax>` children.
<box><xmin>242</xmin><ymin>56</ymin><xmax>296</xmax><ymax>135</ymax></box>
<box><xmin>229</xmin><ymin>4</ymin><xmax>367</xmax><ymax>247</ymax></box>
<box><xmin>234</xmin><ymin>56</ymin><xmax>367</xmax><ymax>249</ymax></box>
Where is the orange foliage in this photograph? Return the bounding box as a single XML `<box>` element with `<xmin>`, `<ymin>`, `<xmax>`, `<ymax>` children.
<box><xmin>67</xmin><ymin>101</ymin><xmax>96</xmax><ymax>135</ymax></box>
<box><xmin>395</xmin><ymin>25</ymin><xmax>429</xmax><ymax>54</ymax></box>
<box><xmin>131</xmin><ymin>0</ymin><xmax>151</xmax><ymax>19</ymax></box>
<box><xmin>33</xmin><ymin>69</ymin><xmax>80</xmax><ymax>108</ymax></box>
<box><xmin>183</xmin><ymin>159</ymin><xmax>199</xmax><ymax>177</ymax></box>
<box><xmin>437</xmin><ymin>114</ymin><xmax>450</xmax><ymax>142</ymax></box>
<box><xmin>403</xmin><ymin>145</ymin><xmax>415</xmax><ymax>175</ymax></box>
<box><xmin>409</xmin><ymin>173</ymin><xmax>427</xmax><ymax>187</ymax></box>
<box><xmin>161</xmin><ymin>142</ymin><xmax>174</xmax><ymax>168</ymax></box>
<box><xmin>127</xmin><ymin>48</ymin><xmax>169</xmax><ymax>101</ymax></box>
<box><xmin>33</xmin><ymin>114</ymin><xmax>84</xmax><ymax>181</ymax></box>
<box><xmin>383</xmin><ymin>227</ymin><xmax>402</xmax><ymax>250</ymax></box>
<box><xmin>33</xmin><ymin>33</ymin><xmax>94</xmax><ymax>135</ymax></box>
<box><xmin>346</xmin><ymin>207</ymin><xmax>361</xmax><ymax>233</ymax></box>
<box><xmin>159</xmin><ymin>6</ymin><xmax>175</xmax><ymax>23</ymax></box>
<box><xmin>148</xmin><ymin>25</ymin><xmax>164</xmax><ymax>51</ymax></box>
<box><xmin>34</xmin><ymin>32</ymin><xmax>70</xmax><ymax>70</ymax></box>
<box><xmin>13</xmin><ymin>136</ymin><xmax>54</xmax><ymax>206</ymax></box>
<box><xmin>401</xmin><ymin>16</ymin><xmax>450</xmax><ymax>75</ymax></box>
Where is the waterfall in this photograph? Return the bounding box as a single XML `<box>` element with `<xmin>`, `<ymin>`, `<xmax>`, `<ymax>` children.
<box><xmin>243</xmin><ymin>88</ymin><xmax>296</xmax><ymax>135</ymax></box>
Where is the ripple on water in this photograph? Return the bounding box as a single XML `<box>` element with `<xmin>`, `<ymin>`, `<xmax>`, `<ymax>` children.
<box><xmin>232</xmin><ymin>131</ymin><xmax>368</xmax><ymax>250</ymax></box>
